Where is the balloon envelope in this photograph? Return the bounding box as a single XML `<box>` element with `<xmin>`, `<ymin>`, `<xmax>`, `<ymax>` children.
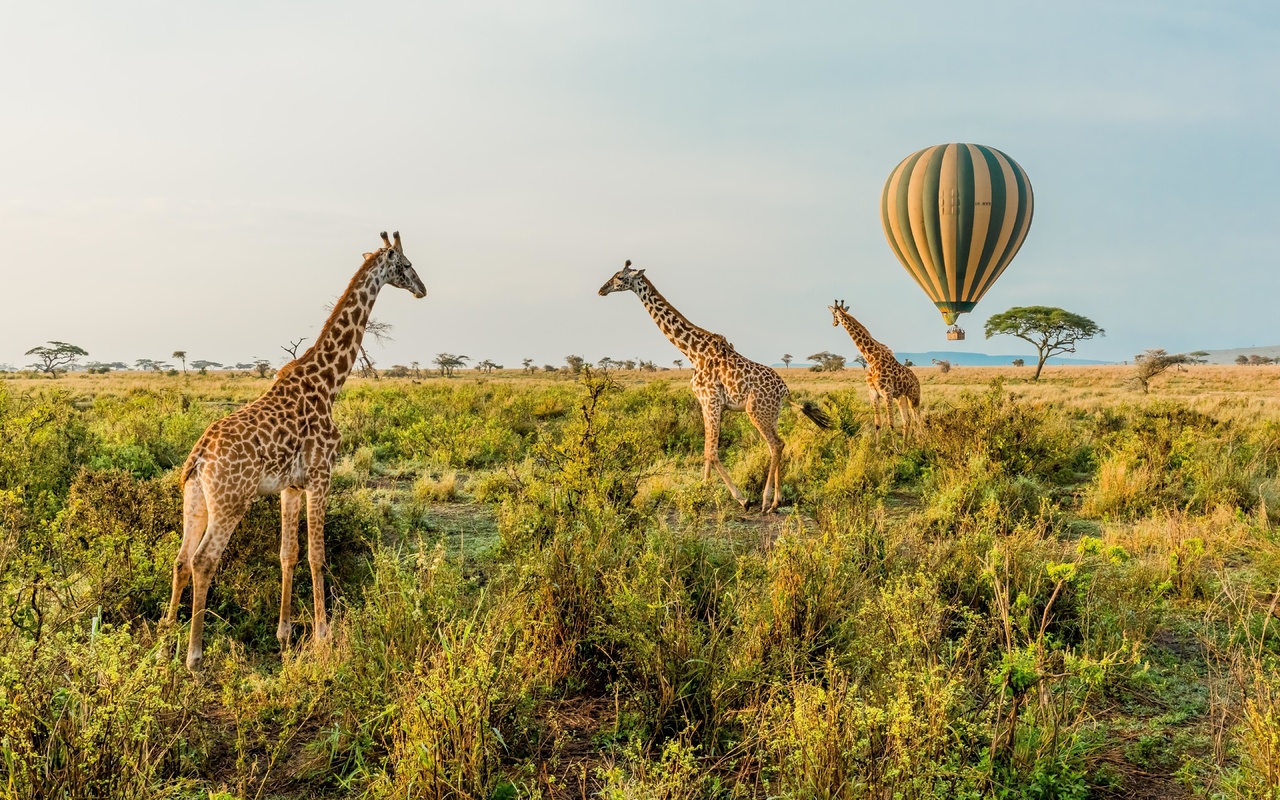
<box><xmin>880</xmin><ymin>143</ymin><xmax>1034</xmax><ymax>325</ymax></box>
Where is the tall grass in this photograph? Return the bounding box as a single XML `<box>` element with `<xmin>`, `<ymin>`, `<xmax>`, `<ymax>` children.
<box><xmin>1</xmin><ymin>370</ymin><xmax>1279</xmax><ymax>797</ymax></box>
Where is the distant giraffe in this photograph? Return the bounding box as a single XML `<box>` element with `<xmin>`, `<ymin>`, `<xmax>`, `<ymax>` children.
<box><xmin>829</xmin><ymin>300</ymin><xmax>920</xmax><ymax>433</ymax></box>
<box><xmin>599</xmin><ymin>261</ymin><xmax>831</xmax><ymax>512</ymax></box>
<box><xmin>160</xmin><ymin>232</ymin><xmax>426</xmax><ymax>669</ymax></box>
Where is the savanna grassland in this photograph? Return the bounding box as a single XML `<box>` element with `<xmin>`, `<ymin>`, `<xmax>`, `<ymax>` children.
<box><xmin>2</xmin><ymin>364</ymin><xmax>1279</xmax><ymax>799</ymax></box>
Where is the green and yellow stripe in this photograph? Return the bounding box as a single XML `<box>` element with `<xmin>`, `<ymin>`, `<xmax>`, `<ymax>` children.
<box><xmin>881</xmin><ymin>143</ymin><xmax>1034</xmax><ymax>325</ymax></box>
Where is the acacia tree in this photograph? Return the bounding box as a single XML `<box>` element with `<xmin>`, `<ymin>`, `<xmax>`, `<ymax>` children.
<box><xmin>172</xmin><ymin>350</ymin><xmax>188</xmax><ymax>375</ymax></box>
<box><xmin>26</xmin><ymin>341</ymin><xmax>88</xmax><ymax>377</ymax></box>
<box><xmin>984</xmin><ymin>306</ymin><xmax>1103</xmax><ymax>381</ymax></box>
<box><xmin>434</xmin><ymin>354</ymin><xmax>469</xmax><ymax>377</ymax></box>
<box><xmin>931</xmin><ymin>358</ymin><xmax>952</xmax><ymax>374</ymax></box>
<box><xmin>781</xmin><ymin>354</ymin><xmax>793</xmax><ymax>369</ymax></box>
<box><xmin>191</xmin><ymin>360</ymin><xmax>223</xmax><ymax>375</ymax></box>
<box><xmin>673</xmin><ymin>358</ymin><xmax>683</xmax><ymax>369</ymax></box>
<box><xmin>565</xmin><ymin>355</ymin><xmax>586</xmax><ymax>374</ymax></box>
<box><xmin>1132</xmin><ymin>349</ymin><xmax>1195</xmax><ymax>394</ymax></box>
<box><xmin>807</xmin><ymin>351</ymin><xmax>846</xmax><ymax>372</ymax></box>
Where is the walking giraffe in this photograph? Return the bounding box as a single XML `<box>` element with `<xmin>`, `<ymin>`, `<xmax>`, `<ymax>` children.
<box><xmin>599</xmin><ymin>261</ymin><xmax>831</xmax><ymax>512</ymax></box>
<box><xmin>160</xmin><ymin>232</ymin><xmax>425</xmax><ymax>669</ymax></box>
<box><xmin>829</xmin><ymin>300</ymin><xmax>920</xmax><ymax>433</ymax></box>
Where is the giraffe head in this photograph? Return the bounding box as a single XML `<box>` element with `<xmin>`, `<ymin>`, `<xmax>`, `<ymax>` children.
<box><xmin>598</xmin><ymin>260</ymin><xmax>645</xmax><ymax>296</ymax></box>
<box><xmin>367</xmin><ymin>231</ymin><xmax>426</xmax><ymax>298</ymax></box>
<box><xmin>829</xmin><ymin>299</ymin><xmax>850</xmax><ymax>326</ymax></box>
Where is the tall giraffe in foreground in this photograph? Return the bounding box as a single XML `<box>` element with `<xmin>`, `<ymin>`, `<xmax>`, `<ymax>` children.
<box><xmin>161</xmin><ymin>232</ymin><xmax>425</xmax><ymax>669</ymax></box>
<box><xmin>599</xmin><ymin>261</ymin><xmax>831</xmax><ymax>512</ymax></box>
<box><xmin>829</xmin><ymin>300</ymin><xmax>920</xmax><ymax>433</ymax></box>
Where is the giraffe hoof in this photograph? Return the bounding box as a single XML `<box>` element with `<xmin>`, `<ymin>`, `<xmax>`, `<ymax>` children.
<box><xmin>276</xmin><ymin>621</ymin><xmax>292</xmax><ymax>648</ymax></box>
<box><xmin>185</xmin><ymin>649</ymin><xmax>204</xmax><ymax>672</ymax></box>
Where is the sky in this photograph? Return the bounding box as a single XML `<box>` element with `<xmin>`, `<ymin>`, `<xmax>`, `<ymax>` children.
<box><xmin>2</xmin><ymin>1</ymin><xmax>1278</xmax><ymax>370</ymax></box>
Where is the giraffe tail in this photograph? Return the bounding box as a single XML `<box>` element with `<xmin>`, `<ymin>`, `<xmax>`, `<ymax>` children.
<box><xmin>791</xmin><ymin>399</ymin><xmax>833</xmax><ymax>430</ymax></box>
<box><xmin>179</xmin><ymin>437</ymin><xmax>206</xmax><ymax>486</ymax></box>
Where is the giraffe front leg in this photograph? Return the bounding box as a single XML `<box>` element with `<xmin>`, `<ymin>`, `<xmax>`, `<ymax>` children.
<box><xmin>305</xmin><ymin>477</ymin><xmax>332</xmax><ymax>643</ymax></box>
<box><xmin>868</xmin><ymin>388</ymin><xmax>884</xmax><ymax>439</ymax></box>
<box><xmin>701</xmin><ymin>401</ymin><xmax>748</xmax><ymax>509</ymax></box>
<box><xmin>277</xmin><ymin>487</ymin><xmax>302</xmax><ymax>649</ymax></box>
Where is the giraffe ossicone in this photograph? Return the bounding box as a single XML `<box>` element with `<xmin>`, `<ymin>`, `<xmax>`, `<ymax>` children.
<box><xmin>159</xmin><ymin>232</ymin><xmax>426</xmax><ymax>670</ymax></box>
<box><xmin>600</xmin><ymin>260</ymin><xmax>832</xmax><ymax>512</ymax></box>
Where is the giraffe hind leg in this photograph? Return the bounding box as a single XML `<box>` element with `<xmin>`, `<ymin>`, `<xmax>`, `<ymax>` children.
<box><xmin>186</xmin><ymin>498</ymin><xmax>250</xmax><ymax>670</ymax></box>
<box><xmin>746</xmin><ymin>402</ymin><xmax>784</xmax><ymax>513</ymax></box>
<box><xmin>159</xmin><ymin>478</ymin><xmax>208</xmax><ymax>661</ymax></box>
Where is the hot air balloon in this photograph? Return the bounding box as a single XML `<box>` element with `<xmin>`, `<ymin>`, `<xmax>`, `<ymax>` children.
<box><xmin>880</xmin><ymin>143</ymin><xmax>1034</xmax><ymax>339</ymax></box>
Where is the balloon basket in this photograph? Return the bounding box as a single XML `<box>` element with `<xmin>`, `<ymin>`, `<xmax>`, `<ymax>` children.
<box><xmin>946</xmin><ymin>326</ymin><xmax>966</xmax><ymax>341</ymax></box>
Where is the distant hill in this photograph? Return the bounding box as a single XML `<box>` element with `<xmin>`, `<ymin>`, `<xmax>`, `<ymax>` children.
<box><xmin>1185</xmin><ymin>345</ymin><xmax>1280</xmax><ymax>365</ymax></box>
<box><xmin>775</xmin><ymin>351</ymin><xmax>1110</xmax><ymax>368</ymax></box>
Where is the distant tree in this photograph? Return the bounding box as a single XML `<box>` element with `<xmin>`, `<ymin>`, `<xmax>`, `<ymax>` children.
<box><xmin>639</xmin><ymin>360</ymin><xmax>657</xmax><ymax>372</ymax></box>
<box><xmin>0</xmin><ymin>363</ymin><xmax>16</xmax><ymax>372</ymax></box>
<box><xmin>565</xmin><ymin>355</ymin><xmax>586</xmax><ymax>374</ymax></box>
<box><xmin>280</xmin><ymin>338</ymin><xmax>307</xmax><ymax>361</ymax></box>
<box><xmin>1133</xmin><ymin>349</ymin><xmax>1196</xmax><ymax>394</ymax></box>
<box><xmin>1189</xmin><ymin>351</ymin><xmax>1209</xmax><ymax>364</ymax></box>
<box><xmin>384</xmin><ymin>364</ymin><xmax>411</xmax><ymax>377</ymax></box>
<box><xmin>903</xmin><ymin>359</ymin><xmax>914</xmax><ymax>367</ymax></box>
<box><xmin>84</xmin><ymin>361</ymin><xmax>109</xmax><ymax>374</ymax></box>
<box><xmin>25</xmin><ymin>341</ymin><xmax>88</xmax><ymax>377</ymax></box>
<box><xmin>252</xmin><ymin>359</ymin><xmax>274</xmax><ymax>379</ymax></box>
<box><xmin>135</xmin><ymin>358</ymin><xmax>167</xmax><ymax>372</ymax></box>
<box><xmin>522</xmin><ymin>358</ymin><xmax>535</xmax><ymax>374</ymax></box>
<box><xmin>191</xmin><ymin>359</ymin><xmax>223</xmax><ymax>375</ymax></box>
<box><xmin>673</xmin><ymin>359</ymin><xmax>683</xmax><ymax>369</ymax></box>
<box><xmin>1249</xmin><ymin>354</ymin><xmax>1276</xmax><ymax>366</ymax></box>
<box><xmin>852</xmin><ymin>355</ymin><xmax>868</xmax><ymax>368</ymax></box>
<box><xmin>543</xmin><ymin>364</ymin><xmax>559</xmax><ymax>373</ymax></box>
<box><xmin>234</xmin><ymin>362</ymin><xmax>257</xmax><ymax>370</ymax></box>
<box><xmin>621</xmin><ymin>359</ymin><xmax>637</xmax><ymax>371</ymax></box>
<box><xmin>806</xmin><ymin>351</ymin><xmax>846</xmax><ymax>372</ymax></box>
<box><xmin>931</xmin><ymin>358</ymin><xmax>952</xmax><ymax>374</ymax></box>
<box><xmin>781</xmin><ymin>354</ymin><xmax>793</xmax><ymax>369</ymax></box>
<box><xmin>1012</xmin><ymin>358</ymin><xmax>1025</xmax><ymax>367</ymax></box>
<box><xmin>433</xmin><ymin>354</ymin><xmax>469</xmax><ymax>377</ymax></box>
<box><xmin>597</xmin><ymin>356</ymin><xmax>614</xmax><ymax>370</ymax></box>
<box><xmin>410</xmin><ymin>361</ymin><xmax>422</xmax><ymax>378</ymax></box>
<box><xmin>984</xmin><ymin>306</ymin><xmax>1104</xmax><ymax>381</ymax></box>
<box><xmin>476</xmin><ymin>359</ymin><xmax>501</xmax><ymax>373</ymax></box>
<box><xmin>172</xmin><ymin>350</ymin><xmax>188</xmax><ymax>375</ymax></box>
<box><xmin>1236</xmin><ymin>354</ymin><xmax>1251</xmax><ymax>365</ymax></box>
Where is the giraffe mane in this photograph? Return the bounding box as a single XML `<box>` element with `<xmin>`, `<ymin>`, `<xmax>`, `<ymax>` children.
<box><xmin>302</xmin><ymin>249</ymin><xmax>387</xmax><ymax>360</ymax></box>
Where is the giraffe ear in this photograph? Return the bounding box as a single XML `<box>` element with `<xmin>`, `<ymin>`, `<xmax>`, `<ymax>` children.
<box><xmin>634</xmin><ymin>268</ymin><xmax>645</xmax><ymax>277</ymax></box>
<box><xmin>363</xmin><ymin>252</ymin><xmax>376</xmax><ymax>260</ymax></box>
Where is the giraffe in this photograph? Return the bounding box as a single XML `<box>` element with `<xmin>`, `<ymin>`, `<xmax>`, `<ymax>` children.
<box><xmin>599</xmin><ymin>261</ymin><xmax>831</xmax><ymax>512</ymax></box>
<box><xmin>828</xmin><ymin>300</ymin><xmax>920</xmax><ymax>433</ymax></box>
<box><xmin>160</xmin><ymin>232</ymin><xmax>425</xmax><ymax>669</ymax></box>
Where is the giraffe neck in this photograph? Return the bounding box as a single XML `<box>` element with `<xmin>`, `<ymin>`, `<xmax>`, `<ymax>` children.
<box><xmin>837</xmin><ymin>310</ymin><xmax>893</xmax><ymax>364</ymax></box>
<box><xmin>296</xmin><ymin>254</ymin><xmax>390</xmax><ymax>399</ymax></box>
<box><xmin>631</xmin><ymin>276</ymin><xmax>718</xmax><ymax>360</ymax></box>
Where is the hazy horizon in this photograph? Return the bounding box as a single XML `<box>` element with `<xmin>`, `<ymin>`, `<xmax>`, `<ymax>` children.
<box><xmin>3</xmin><ymin>2</ymin><xmax>1278</xmax><ymax>371</ymax></box>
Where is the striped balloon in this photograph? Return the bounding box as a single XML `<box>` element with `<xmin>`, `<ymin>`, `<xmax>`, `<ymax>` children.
<box><xmin>881</xmin><ymin>143</ymin><xmax>1034</xmax><ymax>325</ymax></box>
